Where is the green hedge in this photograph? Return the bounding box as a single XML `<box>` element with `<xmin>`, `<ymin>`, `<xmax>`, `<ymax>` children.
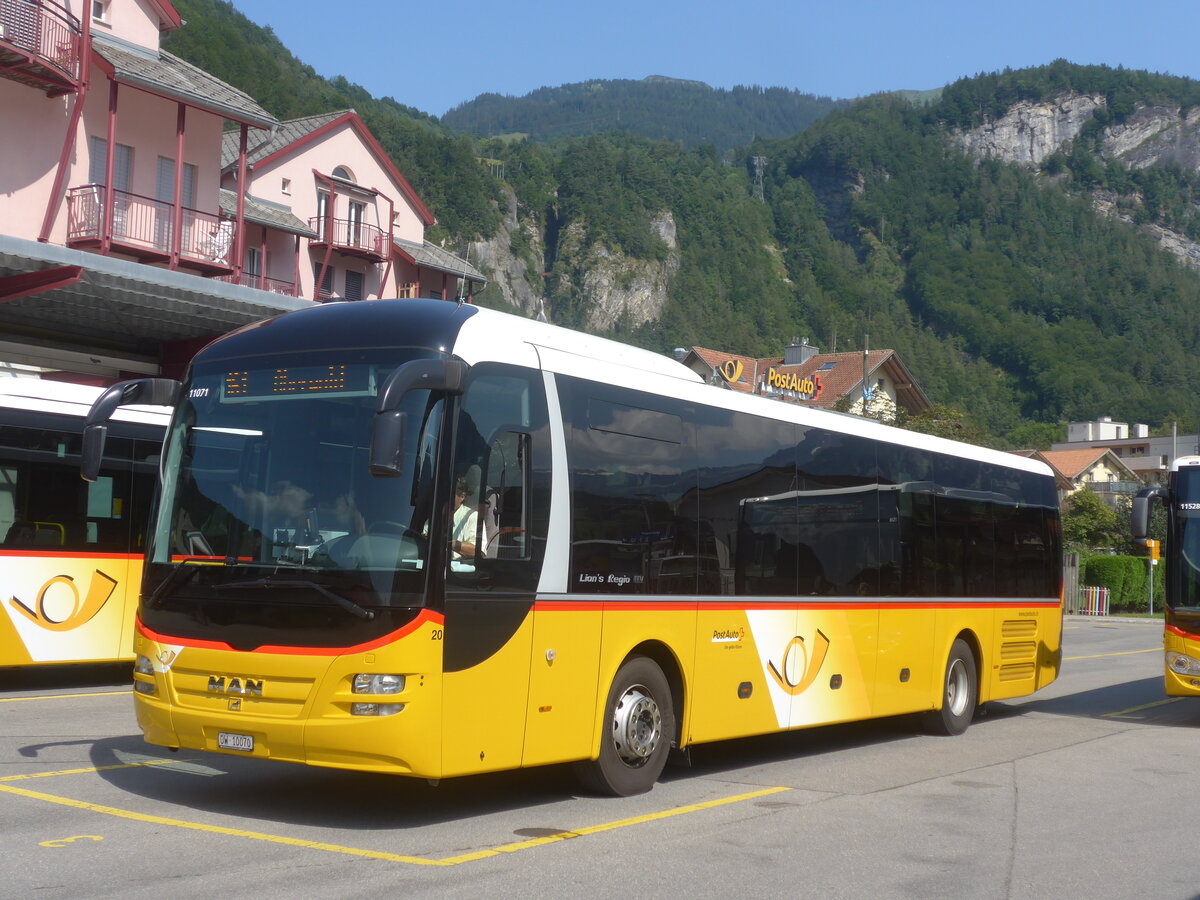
<box><xmin>1081</xmin><ymin>554</ymin><xmax>1164</xmax><ymax>613</ymax></box>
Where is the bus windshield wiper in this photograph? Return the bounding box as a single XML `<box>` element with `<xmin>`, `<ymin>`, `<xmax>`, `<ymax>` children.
<box><xmin>212</xmin><ymin>577</ymin><xmax>375</xmax><ymax>621</ymax></box>
<box><xmin>146</xmin><ymin>558</ymin><xmax>208</xmax><ymax>609</ymax></box>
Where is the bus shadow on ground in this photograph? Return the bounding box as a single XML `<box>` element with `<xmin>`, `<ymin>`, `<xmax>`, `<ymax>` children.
<box><xmin>69</xmin><ymin>676</ymin><xmax>1195</xmax><ymax>830</ymax></box>
<box><xmin>82</xmin><ymin>734</ymin><xmax>594</xmax><ymax>830</ymax></box>
<box><xmin>75</xmin><ymin>721</ymin><xmax>920</xmax><ymax>831</ymax></box>
<box><xmin>986</xmin><ymin>675</ymin><xmax>1200</xmax><ymax>727</ymax></box>
<box><xmin>0</xmin><ymin>662</ymin><xmax>131</xmax><ymax>693</ymax></box>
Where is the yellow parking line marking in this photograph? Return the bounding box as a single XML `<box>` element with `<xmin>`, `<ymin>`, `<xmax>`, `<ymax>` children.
<box><xmin>0</xmin><ymin>691</ymin><xmax>129</xmax><ymax>703</ymax></box>
<box><xmin>0</xmin><ymin>759</ymin><xmax>185</xmax><ymax>782</ymax></box>
<box><xmin>0</xmin><ymin>782</ymin><xmax>790</xmax><ymax>867</ymax></box>
<box><xmin>1065</xmin><ymin>648</ymin><xmax>1160</xmax><ymax>661</ymax></box>
<box><xmin>1101</xmin><ymin>698</ymin><xmax>1182</xmax><ymax>718</ymax></box>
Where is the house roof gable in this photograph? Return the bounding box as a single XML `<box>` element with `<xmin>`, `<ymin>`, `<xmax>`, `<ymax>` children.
<box><xmin>222</xmin><ymin>110</ymin><xmax>434</xmax><ymax>226</ymax></box>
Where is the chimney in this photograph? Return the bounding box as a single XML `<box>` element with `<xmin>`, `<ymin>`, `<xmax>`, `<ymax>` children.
<box><xmin>784</xmin><ymin>336</ymin><xmax>818</xmax><ymax>366</ymax></box>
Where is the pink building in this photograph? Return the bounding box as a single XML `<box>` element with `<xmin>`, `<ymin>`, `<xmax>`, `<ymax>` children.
<box><xmin>0</xmin><ymin>0</ymin><xmax>483</xmax><ymax>380</ymax></box>
<box><xmin>218</xmin><ymin>110</ymin><xmax>485</xmax><ymax>303</ymax></box>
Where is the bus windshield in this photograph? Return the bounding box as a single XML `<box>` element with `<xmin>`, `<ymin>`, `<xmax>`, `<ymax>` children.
<box><xmin>1169</xmin><ymin>465</ymin><xmax>1200</xmax><ymax>611</ymax></box>
<box><xmin>146</xmin><ymin>348</ymin><xmax>444</xmax><ymax>610</ymax></box>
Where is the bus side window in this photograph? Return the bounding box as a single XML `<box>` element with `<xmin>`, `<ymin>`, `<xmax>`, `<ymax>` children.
<box><xmin>447</xmin><ymin>364</ymin><xmax>549</xmax><ymax>592</ymax></box>
<box><xmin>483</xmin><ymin>431</ymin><xmax>531</xmax><ymax>560</ymax></box>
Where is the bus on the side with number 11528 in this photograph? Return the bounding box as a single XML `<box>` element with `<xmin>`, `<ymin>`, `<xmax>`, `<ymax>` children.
<box><xmin>83</xmin><ymin>299</ymin><xmax>1063</xmax><ymax>795</ymax></box>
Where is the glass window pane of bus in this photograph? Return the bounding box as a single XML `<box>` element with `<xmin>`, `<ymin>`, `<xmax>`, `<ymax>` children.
<box><xmin>153</xmin><ymin>361</ymin><xmax>440</xmax><ymax>580</ymax></box>
<box><xmin>692</xmin><ymin>405</ymin><xmax>796</xmax><ymax>597</ymax></box>
<box><xmin>796</xmin><ymin>428</ymin><xmax>880</xmax><ymax>596</ymax></box>
<box><xmin>0</xmin><ymin>426</ymin><xmax>133</xmax><ymax>552</ymax></box>
<box><xmin>560</xmin><ymin>377</ymin><xmax>693</xmax><ymax>595</ymax></box>
<box><xmin>1173</xmin><ymin>468</ymin><xmax>1200</xmax><ymax>608</ymax></box>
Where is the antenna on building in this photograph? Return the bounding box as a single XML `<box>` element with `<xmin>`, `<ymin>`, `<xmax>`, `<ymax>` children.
<box><xmin>752</xmin><ymin>156</ymin><xmax>766</xmax><ymax>202</ymax></box>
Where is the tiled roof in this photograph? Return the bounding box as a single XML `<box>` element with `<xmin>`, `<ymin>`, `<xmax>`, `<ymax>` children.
<box><xmin>1038</xmin><ymin>448</ymin><xmax>1116</xmax><ymax>480</ymax></box>
<box><xmin>221</xmin><ymin>110</ymin><xmax>351</xmax><ymax>170</ymax></box>
<box><xmin>394</xmin><ymin>238</ymin><xmax>486</xmax><ymax>283</ymax></box>
<box><xmin>93</xmin><ymin>36</ymin><xmax>276</xmax><ymax>129</ymax></box>
<box><xmin>218</xmin><ymin>190</ymin><xmax>317</xmax><ymax>238</ymax></box>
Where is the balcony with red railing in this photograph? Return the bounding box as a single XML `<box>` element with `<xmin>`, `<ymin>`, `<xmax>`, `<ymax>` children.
<box><xmin>216</xmin><ymin>271</ymin><xmax>298</xmax><ymax>297</ymax></box>
<box><xmin>0</xmin><ymin>0</ymin><xmax>81</xmax><ymax>96</ymax></box>
<box><xmin>67</xmin><ymin>185</ymin><xmax>236</xmax><ymax>274</ymax></box>
<box><xmin>308</xmin><ymin>216</ymin><xmax>388</xmax><ymax>263</ymax></box>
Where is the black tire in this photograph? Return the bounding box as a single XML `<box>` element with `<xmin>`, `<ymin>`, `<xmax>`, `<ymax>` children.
<box><xmin>577</xmin><ymin>657</ymin><xmax>674</xmax><ymax>796</ymax></box>
<box><xmin>923</xmin><ymin>638</ymin><xmax>978</xmax><ymax>736</ymax></box>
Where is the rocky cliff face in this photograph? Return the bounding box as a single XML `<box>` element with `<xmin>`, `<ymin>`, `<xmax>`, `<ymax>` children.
<box><xmin>468</xmin><ymin>186</ymin><xmax>544</xmax><ymax>317</ymax></box>
<box><xmin>562</xmin><ymin>213</ymin><xmax>680</xmax><ymax>332</ymax></box>
<box><xmin>952</xmin><ymin>94</ymin><xmax>1105</xmax><ymax>166</ymax></box>
<box><xmin>955</xmin><ymin>93</ymin><xmax>1200</xmax><ymax>269</ymax></box>
<box><xmin>471</xmin><ymin>188</ymin><xmax>680</xmax><ymax>331</ymax></box>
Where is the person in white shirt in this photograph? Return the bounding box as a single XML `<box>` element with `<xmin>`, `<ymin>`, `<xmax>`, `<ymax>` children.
<box><xmin>450</xmin><ymin>475</ymin><xmax>487</xmax><ymax>559</ymax></box>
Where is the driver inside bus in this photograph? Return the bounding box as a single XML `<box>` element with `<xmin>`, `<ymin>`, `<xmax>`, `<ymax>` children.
<box><xmin>450</xmin><ymin>474</ymin><xmax>487</xmax><ymax>560</ymax></box>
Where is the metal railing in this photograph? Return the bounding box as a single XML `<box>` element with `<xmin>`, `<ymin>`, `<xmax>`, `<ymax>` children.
<box><xmin>0</xmin><ymin>0</ymin><xmax>80</xmax><ymax>79</ymax></box>
<box><xmin>1088</xmin><ymin>481</ymin><xmax>1142</xmax><ymax>495</ymax></box>
<box><xmin>308</xmin><ymin>216</ymin><xmax>388</xmax><ymax>258</ymax></box>
<box><xmin>217</xmin><ymin>272</ymin><xmax>298</xmax><ymax>296</ymax></box>
<box><xmin>67</xmin><ymin>185</ymin><xmax>234</xmax><ymax>266</ymax></box>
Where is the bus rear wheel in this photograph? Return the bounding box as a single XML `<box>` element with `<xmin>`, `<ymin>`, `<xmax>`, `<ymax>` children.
<box><xmin>577</xmin><ymin>656</ymin><xmax>674</xmax><ymax>796</ymax></box>
<box><xmin>923</xmin><ymin>638</ymin><xmax>977</xmax><ymax>736</ymax></box>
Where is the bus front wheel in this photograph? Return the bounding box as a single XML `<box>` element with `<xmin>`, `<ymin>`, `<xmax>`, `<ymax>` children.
<box><xmin>578</xmin><ymin>656</ymin><xmax>674</xmax><ymax>796</ymax></box>
<box><xmin>923</xmin><ymin>638</ymin><xmax>977</xmax><ymax>736</ymax></box>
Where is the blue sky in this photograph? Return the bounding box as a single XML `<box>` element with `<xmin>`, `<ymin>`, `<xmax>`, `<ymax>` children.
<box><xmin>229</xmin><ymin>0</ymin><xmax>1200</xmax><ymax>118</ymax></box>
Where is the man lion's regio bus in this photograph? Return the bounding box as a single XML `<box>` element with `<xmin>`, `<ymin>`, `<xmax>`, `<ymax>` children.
<box><xmin>1</xmin><ymin>379</ymin><xmax>166</xmax><ymax>667</ymax></box>
<box><xmin>1134</xmin><ymin>457</ymin><xmax>1200</xmax><ymax>696</ymax></box>
<box><xmin>83</xmin><ymin>300</ymin><xmax>1062</xmax><ymax>795</ymax></box>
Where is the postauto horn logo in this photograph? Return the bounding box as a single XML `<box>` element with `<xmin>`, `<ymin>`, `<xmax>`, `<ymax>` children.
<box><xmin>10</xmin><ymin>570</ymin><xmax>118</xmax><ymax>631</ymax></box>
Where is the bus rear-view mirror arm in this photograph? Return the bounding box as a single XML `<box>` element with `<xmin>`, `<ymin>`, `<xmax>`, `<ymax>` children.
<box><xmin>1131</xmin><ymin>486</ymin><xmax>1169</xmax><ymax>539</ymax></box>
<box><xmin>369</xmin><ymin>358</ymin><xmax>469</xmax><ymax>477</ymax></box>
<box><xmin>81</xmin><ymin>378</ymin><xmax>182</xmax><ymax>483</ymax></box>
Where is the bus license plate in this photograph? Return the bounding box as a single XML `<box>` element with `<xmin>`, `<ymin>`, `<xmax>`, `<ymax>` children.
<box><xmin>217</xmin><ymin>732</ymin><xmax>254</xmax><ymax>752</ymax></box>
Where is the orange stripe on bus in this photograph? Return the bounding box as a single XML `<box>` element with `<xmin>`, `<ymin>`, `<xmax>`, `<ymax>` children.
<box><xmin>136</xmin><ymin>609</ymin><xmax>445</xmax><ymax>656</ymax></box>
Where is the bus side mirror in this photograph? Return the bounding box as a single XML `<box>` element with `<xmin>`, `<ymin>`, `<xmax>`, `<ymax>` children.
<box><xmin>368</xmin><ymin>358</ymin><xmax>468</xmax><ymax>477</ymax></box>
<box><xmin>81</xmin><ymin>378</ymin><xmax>181</xmax><ymax>482</ymax></box>
<box><xmin>369</xmin><ymin>410</ymin><xmax>407</xmax><ymax>477</ymax></box>
<box><xmin>1131</xmin><ymin>487</ymin><xmax>1167</xmax><ymax>539</ymax></box>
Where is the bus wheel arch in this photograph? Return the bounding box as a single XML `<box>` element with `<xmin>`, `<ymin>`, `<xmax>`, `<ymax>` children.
<box><xmin>577</xmin><ymin>643</ymin><xmax>681</xmax><ymax>796</ymax></box>
<box><xmin>923</xmin><ymin>633</ymin><xmax>980</xmax><ymax>736</ymax></box>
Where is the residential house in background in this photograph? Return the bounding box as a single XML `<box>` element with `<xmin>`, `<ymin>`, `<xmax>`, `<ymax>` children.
<box><xmin>1051</xmin><ymin>417</ymin><xmax>1200</xmax><ymax>487</ymax></box>
<box><xmin>218</xmin><ymin>110</ymin><xmax>485</xmax><ymax>302</ymax></box>
<box><xmin>1031</xmin><ymin>447</ymin><xmax>1141</xmax><ymax>510</ymax></box>
<box><xmin>0</xmin><ymin>0</ymin><xmax>482</xmax><ymax>383</ymax></box>
<box><xmin>678</xmin><ymin>339</ymin><xmax>931</xmax><ymax>421</ymax></box>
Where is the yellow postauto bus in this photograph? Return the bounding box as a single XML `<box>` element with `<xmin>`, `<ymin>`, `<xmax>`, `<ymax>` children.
<box><xmin>83</xmin><ymin>299</ymin><xmax>1063</xmax><ymax>795</ymax></box>
<box><xmin>1133</xmin><ymin>457</ymin><xmax>1200</xmax><ymax>696</ymax></box>
<box><xmin>1</xmin><ymin>378</ymin><xmax>166</xmax><ymax>667</ymax></box>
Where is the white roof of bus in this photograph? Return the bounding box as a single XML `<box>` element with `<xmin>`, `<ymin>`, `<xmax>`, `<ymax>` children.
<box><xmin>454</xmin><ymin>307</ymin><xmax>1052</xmax><ymax>480</ymax></box>
<box><xmin>0</xmin><ymin>377</ymin><xmax>169</xmax><ymax>428</ymax></box>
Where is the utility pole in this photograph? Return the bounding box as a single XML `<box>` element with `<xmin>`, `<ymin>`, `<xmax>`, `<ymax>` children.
<box><xmin>752</xmin><ymin>156</ymin><xmax>766</xmax><ymax>202</ymax></box>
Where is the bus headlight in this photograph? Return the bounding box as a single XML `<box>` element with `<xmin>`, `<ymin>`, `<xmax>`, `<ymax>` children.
<box><xmin>351</xmin><ymin>702</ymin><xmax>405</xmax><ymax>716</ymax></box>
<box><xmin>133</xmin><ymin>655</ymin><xmax>156</xmax><ymax>695</ymax></box>
<box><xmin>1166</xmin><ymin>652</ymin><xmax>1200</xmax><ymax>676</ymax></box>
<box><xmin>353</xmin><ymin>673</ymin><xmax>404</xmax><ymax>694</ymax></box>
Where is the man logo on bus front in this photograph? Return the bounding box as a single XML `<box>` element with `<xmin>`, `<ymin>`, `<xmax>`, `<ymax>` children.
<box><xmin>766</xmin><ymin>630</ymin><xmax>830</xmax><ymax>696</ymax></box>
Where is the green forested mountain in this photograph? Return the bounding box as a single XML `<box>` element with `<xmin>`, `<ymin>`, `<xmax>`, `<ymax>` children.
<box><xmin>166</xmin><ymin>3</ymin><xmax>1200</xmax><ymax>444</ymax></box>
<box><xmin>441</xmin><ymin>78</ymin><xmax>843</xmax><ymax>152</ymax></box>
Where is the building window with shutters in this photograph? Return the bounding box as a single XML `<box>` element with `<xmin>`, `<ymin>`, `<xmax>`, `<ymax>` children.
<box><xmin>344</xmin><ymin>270</ymin><xmax>363</xmax><ymax>301</ymax></box>
<box><xmin>312</xmin><ymin>261</ymin><xmax>334</xmax><ymax>299</ymax></box>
